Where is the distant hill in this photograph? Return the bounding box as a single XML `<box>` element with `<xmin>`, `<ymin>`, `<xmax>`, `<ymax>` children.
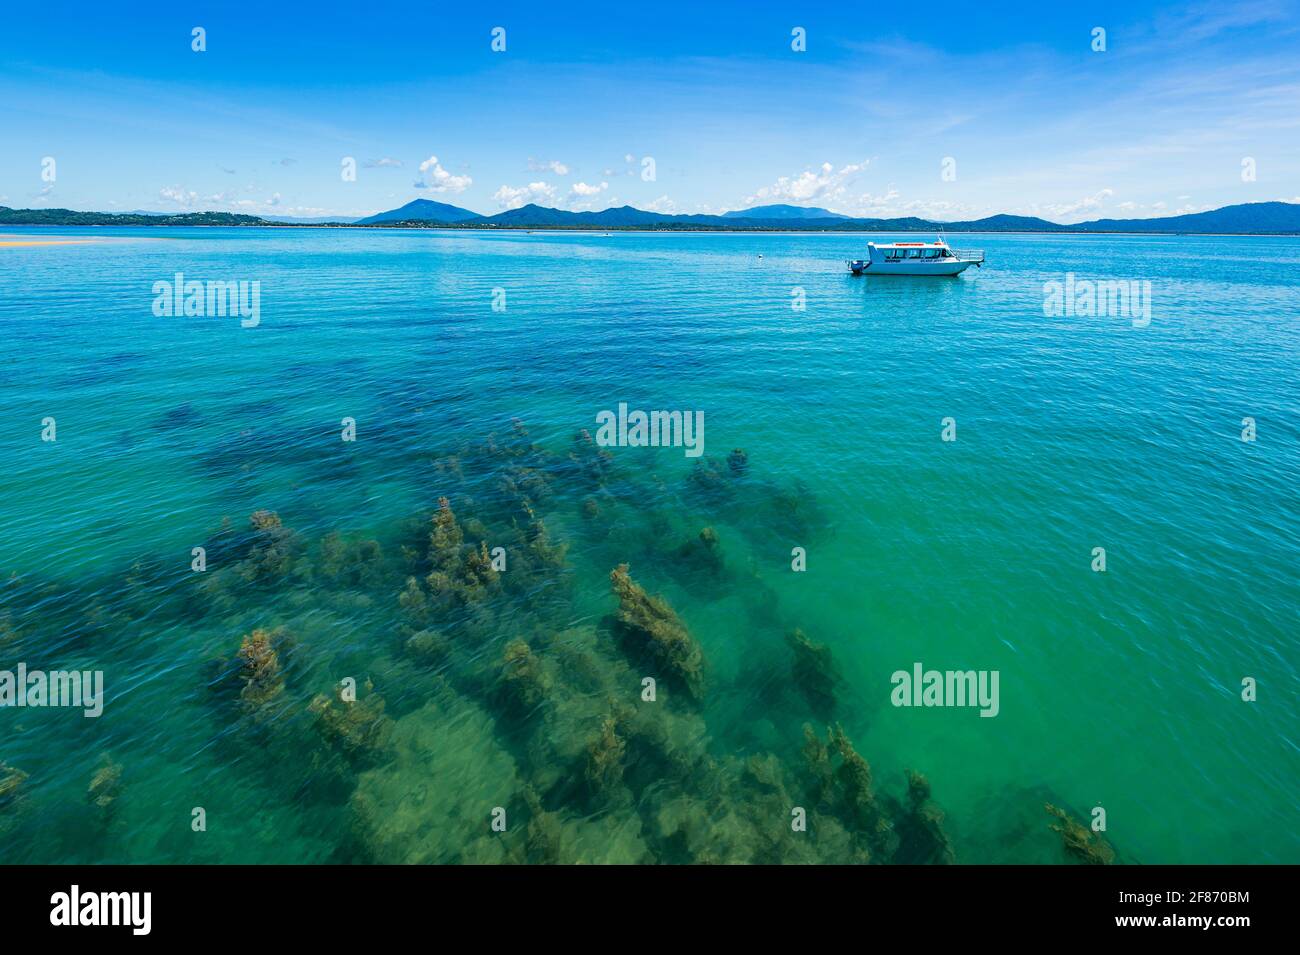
<box><xmin>355</xmin><ymin>199</ymin><xmax>481</xmax><ymax>225</ymax></box>
<box><xmin>479</xmin><ymin>204</ymin><xmax>675</xmax><ymax>228</ymax></box>
<box><xmin>958</xmin><ymin>214</ymin><xmax>1064</xmax><ymax>232</ymax></box>
<box><xmin>107</xmin><ymin>209</ymin><xmax>358</xmax><ymax>225</ymax></box>
<box><xmin>0</xmin><ymin>206</ymin><xmax>268</xmax><ymax>226</ymax></box>
<box><xmin>1070</xmin><ymin>201</ymin><xmax>1300</xmax><ymax>234</ymax></box>
<box><xmin>261</xmin><ymin>214</ymin><xmax>359</xmax><ymax>224</ymax></box>
<box><xmin>723</xmin><ymin>204</ymin><xmax>848</xmax><ymax>220</ymax></box>
<box><xmin>3</xmin><ymin>201</ymin><xmax>1297</xmax><ymax>234</ymax></box>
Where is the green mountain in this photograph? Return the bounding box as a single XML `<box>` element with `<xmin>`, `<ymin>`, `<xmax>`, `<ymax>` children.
<box><xmin>354</xmin><ymin>199</ymin><xmax>481</xmax><ymax>225</ymax></box>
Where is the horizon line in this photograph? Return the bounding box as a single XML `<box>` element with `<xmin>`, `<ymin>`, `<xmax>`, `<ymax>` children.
<box><xmin>4</xmin><ymin>198</ymin><xmax>1298</xmax><ymax>229</ymax></box>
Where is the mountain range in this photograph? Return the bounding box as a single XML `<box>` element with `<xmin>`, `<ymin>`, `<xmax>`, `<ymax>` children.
<box><xmin>340</xmin><ymin>200</ymin><xmax>1300</xmax><ymax>234</ymax></box>
<box><xmin>3</xmin><ymin>201</ymin><xmax>1299</xmax><ymax>234</ymax></box>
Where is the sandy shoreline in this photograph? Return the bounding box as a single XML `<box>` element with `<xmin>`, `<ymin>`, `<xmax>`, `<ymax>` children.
<box><xmin>0</xmin><ymin>235</ymin><xmax>103</xmax><ymax>247</ymax></box>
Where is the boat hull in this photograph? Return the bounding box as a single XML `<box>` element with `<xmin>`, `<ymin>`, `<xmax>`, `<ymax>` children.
<box><xmin>849</xmin><ymin>259</ymin><xmax>974</xmax><ymax>276</ymax></box>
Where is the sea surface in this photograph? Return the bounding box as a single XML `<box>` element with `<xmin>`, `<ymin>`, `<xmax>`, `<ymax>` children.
<box><xmin>0</xmin><ymin>226</ymin><xmax>1296</xmax><ymax>864</ymax></box>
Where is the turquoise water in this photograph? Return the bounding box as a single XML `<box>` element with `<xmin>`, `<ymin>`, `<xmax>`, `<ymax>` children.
<box><xmin>0</xmin><ymin>226</ymin><xmax>1296</xmax><ymax>864</ymax></box>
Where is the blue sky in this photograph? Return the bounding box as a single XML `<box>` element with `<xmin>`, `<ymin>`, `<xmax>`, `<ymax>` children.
<box><xmin>2</xmin><ymin>1</ymin><xmax>1298</xmax><ymax>221</ymax></box>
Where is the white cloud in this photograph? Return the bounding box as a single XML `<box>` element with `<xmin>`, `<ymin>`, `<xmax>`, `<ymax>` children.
<box><xmin>529</xmin><ymin>159</ymin><xmax>570</xmax><ymax>176</ymax></box>
<box><xmin>865</xmin><ymin>195</ymin><xmax>987</xmax><ymax>221</ymax></box>
<box><xmin>745</xmin><ymin>160</ymin><xmax>868</xmax><ymax>208</ymax></box>
<box><xmin>564</xmin><ymin>181</ymin><xmax>612</xmax><ymax>211</ymax></box>
<box><xmin>160</xmin><ymin>186</ymin><xmax>199</xmax><ymax>207</ymax></box>
<box><xmin>492</xmin><ymin>181</ymin><xmax>558</xmax><ymax>209</ymax></box>
<box><xmin>414</xmin><ymin>155</ymin><xmax>472</xmax><ymax>193</ymax></box>
<box><xmin>643</xmin><ymin>195</ymin><xmax>678</xmax><ymax>214</ymax></box>
<box><xmin>364</xmin><ymin>157</ymin><xmax>403</xmax><ymax>168</ymax></box>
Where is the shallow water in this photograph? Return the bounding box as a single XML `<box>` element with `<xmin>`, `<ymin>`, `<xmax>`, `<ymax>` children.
<box><xmin>0</xmin><ymin>226</ymin><xmax>1297</xmax><ymax>863</ymax></box>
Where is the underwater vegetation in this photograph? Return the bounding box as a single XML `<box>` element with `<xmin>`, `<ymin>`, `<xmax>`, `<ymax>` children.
<box><xmin>0</xmin><ymin>417</ymin><xmax>1127</xmax><ymax>865</ymax></box>
<box><xmin>891</xmin><ymin>770</ymin><xmax>956</xmax><ymax>865</ymax></box>
<box><xmin>235</xmin><ymin>627</ymin><xmax>291</xmax><ymax>717</ymax></box>
<box><xmin>609</xmin><ymin>564</ymin><xmax>705</xmax><ymax>702</ymax></box>
<box><xmin>1046</xmin><ymin>803</ymin><xmax>1116</xmax><ymax>865</ymax></box>
<box><xmin>310</xmin><ymin>683</ymin><xmax>393</xmax><ymax>761</ymax></box>
<box><xmin>0</xmin><ymin>761</ymin><xmax>28</xmax><ymax>843</ymax></box>
<box><xmin>787</xmin><ymin>629</ymin><xmax>838</xmax><ymax>721</ymax></box>
<box><xmin>0</xmin><ymin>760</ymin><xmax>26</xmax><ymax>808</ymax></box>
<box><xmin>87</xmin><ymin>755</ymin><xmax>124</xmax><ymax>821</ymax></box>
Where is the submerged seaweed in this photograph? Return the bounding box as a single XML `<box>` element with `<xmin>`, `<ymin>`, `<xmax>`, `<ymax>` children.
<box><xmin>891</xmin><ymin>770</ymin><xmax>956</xmax><ymax>864</ymax></box>
<box><xmin>2</xmin><ymin>415</ymin><xmax>1126</xmax><ymax>865</ymax></box>
<box><xmin>787</xmin><ymin>629</ymin><xmax>838</xmax><ymax>721</ymax></box>
<box><xmin>1046</xmin><ymin>803</ymin><xmax>1116</xmax><ymax>865</ymax></box>
<box><xmin>87</xmin><ymin>755</ymin><xmax>124</xmax><ymax>817</ymax></box>
<box><xmin>609</xmin><ymin>564</ymin><xmax>705</xmax><ymax>702</ymax></box>
<box><xmin>309</xmin><ymin>683</ymin><xmax>393</xmax><ymax>760</ymax></box>
<box><xmin>234</xmin><ymin>627</ymin><xmax>292</xmax><ymax>716</ymax></box>
<box><xmin>0</xmin><ymin>761</ymin><xmax>27</xmax><ymax>808</ymax></box>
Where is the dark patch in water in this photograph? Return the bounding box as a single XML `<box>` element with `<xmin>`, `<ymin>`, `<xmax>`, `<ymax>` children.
<box><xmin>0</xmin><ymin>420</ymin><xmax>1120</xmax><ymax>864</ymax></box>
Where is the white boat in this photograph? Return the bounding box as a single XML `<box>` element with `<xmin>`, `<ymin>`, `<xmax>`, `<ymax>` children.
<box><xmin>847</xmin><ymin>239</ymin><xmax>983</xmax><ymax>276</ymax></box>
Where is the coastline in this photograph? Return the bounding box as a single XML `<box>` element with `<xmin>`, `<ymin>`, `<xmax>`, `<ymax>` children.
<box><xmin>4</xmin><ymin>199</ymin><xmax>1300</xmax><ymax>237</ymax></box>
<box><xmin>2</xmin><ymin>222</ymin><xmax>1299</xmax><ymax>238</ymax></box>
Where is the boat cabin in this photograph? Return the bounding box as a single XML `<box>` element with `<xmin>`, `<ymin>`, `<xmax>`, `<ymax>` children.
<box><xmin>879</xmin><ymin>242</ymin><xmax>954</xmax><ymax>261</ymax></box>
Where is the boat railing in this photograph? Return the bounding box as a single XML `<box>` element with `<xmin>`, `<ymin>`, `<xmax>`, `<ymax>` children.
<box><xmin>949</xmin><ymin>248</ymin><xmax>985</xmax><ymax>263</ymax></box>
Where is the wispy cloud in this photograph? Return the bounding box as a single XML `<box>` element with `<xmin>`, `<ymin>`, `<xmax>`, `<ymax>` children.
<box><xmin>743</xmin><ymin>161</ymin><xmax>868</xmax><ymax>209</ymax></box>
<box><xmin>158</xmin><ymin>185</ymin><xmax>286</xmax><ymax>213</ymax></box>
<box><xmin>1040</xmin><ymin>188</ymin><xmax>1115</xmax><ymax>219</ymax></box>
<box><xmin>159</xmin><ymin>186</ymin><xmax>198</xmax><ymax>206</ymax></box>
<box><xmin>529</xmin><ymin>158</ymin><xmax>570</xmax><ymax>176</ymax></box>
